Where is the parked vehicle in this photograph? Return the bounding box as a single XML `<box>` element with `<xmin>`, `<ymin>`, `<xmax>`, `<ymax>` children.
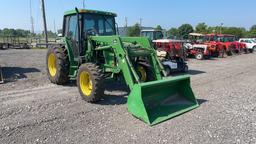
<box><xmin>141</xmin><ymin>30</ymin><xmax>189</xmax><ymax>74</ymax></box>
<box><xmin>205</xmin><ymin>34</ymin><xmax>247</xmax><ymax>55</ymax></box>
<box><xmin>185</xmin><ymin>33</ymin><xmax>225</xmax><ymax>60</ymax></box>
<box><xmin>153</xmin><ymin>39</ymin><xmax>188</xmax><ymax>75</ymax></box>
<box><xmin>239</xmin><ymin>38</ymin><xmax>256</xmax><ymax>53</ymax></box>
<box><xmin>46</xmin><ymin>8</ymin><xmax>199</xmax><ymax>125</ymax></box>
<box><xmin>141</xmin><ymin>29</ymin><xmax>164</xmax><ymax>41</ymax></box>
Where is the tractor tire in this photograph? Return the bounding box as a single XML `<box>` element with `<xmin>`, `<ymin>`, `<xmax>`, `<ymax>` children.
<box><xmin>219</xmin><ymin>49</ymin><xmax>225</xmax><ymax>58</ymax></box>
<box><xmin>195</xmin><ymin>52</ymin><xmax>204</xmax><ymax>60</ymax></box>
<box><xmin>46</xmin><ymin>46</ymin><xmax>69</xmax><ymax>85</ymax></box>
<box><xmin>226</xmin><ymin>50</ymin><xmax>233</xmax><ymax>56</ymax></box>
<box><xmin>250</xmin><ymin>47</ymin><xmax>255</xmax><ymax>53</ymax></box>
<box><xmin>77</xmin><ymin>63</ymin><xmax>105</xmax><ymax>103</ymax></box>
<box><xmin>136</xmin><ymin>63</ymin><xmax>155</xmax><ymax>82</ymax></box>
<box><xmin>182</xmin><ymin>65</ymin><xmax>189</xmax><ymax>73</ymax></box>
<box><xmin>163</xmin><ymin>65</ymin><xmax>171</xmax><ymax>76</ymax></box>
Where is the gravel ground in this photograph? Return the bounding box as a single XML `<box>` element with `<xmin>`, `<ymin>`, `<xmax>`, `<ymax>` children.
<box><xmin>0</xmin><ymin>49</ymin><xmax>255</xmax><ymax>144</ymax></box>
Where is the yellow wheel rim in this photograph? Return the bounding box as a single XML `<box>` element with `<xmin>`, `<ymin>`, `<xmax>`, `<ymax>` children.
<box><xmin>138</xmin><ymin>66</ymin><xmax>147</xmax><ymax>82</ymax></box>
<box><xmin>48</xmin><ymin>53</ymin><xmax>57</xmax><ymax>77</ymax></box>
<box><xmin>80</xmin><ymin>71</ymin><xmax>93</xmax><ymax>96</ymax></box>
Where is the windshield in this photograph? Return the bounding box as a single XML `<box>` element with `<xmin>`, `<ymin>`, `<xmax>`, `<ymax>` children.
<box><xmin>204</xmin><ymin>35</ymin><xmax>218</xmax><ymax>41</ymax></box>
<box><xmin>141</xmin><ymin>31</ymin><xmax>154</xmax><ymax>40</ymax></box>
<box><xmin>155</xmin><ymin>31</ymin><xmax>164</xmax><ymax>40</ymax></box>
<box><xmin>251</xmin><ymin>40</ymin><xmax>256</xmax><ymax>43</ymax></box>
<box><xmin>83</xmin><ymin>14</ymin><xmax>116</xmax><ymax>36</ymax></box>
<box><xmin>217</xmin><ymin>36</ymin><xmax>235</xmax><ymax>42</ymax></box>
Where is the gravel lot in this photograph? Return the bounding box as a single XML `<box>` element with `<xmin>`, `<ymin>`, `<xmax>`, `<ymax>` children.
<box><xmin>0</xmin><ymin>49</ymin><xmax>255</xmax><ymax>144</ymax></box>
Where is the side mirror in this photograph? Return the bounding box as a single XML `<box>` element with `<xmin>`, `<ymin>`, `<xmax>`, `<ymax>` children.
<box><xmin>115</xmin><ymin>23</ymin><xmax>119</xmax><ymax>35</ymax></box>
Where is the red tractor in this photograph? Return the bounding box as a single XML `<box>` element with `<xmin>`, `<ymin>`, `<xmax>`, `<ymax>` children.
<box><xmin>205</xmin><ymin>34</ymin><xmax>247</xmax><ymax>55</ymax></box>
<box><xmin>153</xmin><ymin>39</ymin><xmax>188</xmax><ymax>75</ymax></box>
<box><xmin>185</xmin><ymin>33</ymin><xmax>225</xmax><ymax>60</ymax></box>
<box><xmin>141</xmin><ymin>29</ymin><xmax>188</xmax><ymax>74</ymax></box>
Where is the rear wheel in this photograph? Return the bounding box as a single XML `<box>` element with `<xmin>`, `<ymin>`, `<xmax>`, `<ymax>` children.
<box><xmin>77</xmin><ymin>63</ymin><xmax>105</xmax><ymax>103</ymax></box>
<box><xmin>46</xmin><ymin>46</ymin><xmax>69</xmax><ymax>85</ymax></box>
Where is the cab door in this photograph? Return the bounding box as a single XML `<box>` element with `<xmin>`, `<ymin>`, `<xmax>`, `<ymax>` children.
<box><xmin>64</xmin><ymin>15</ymin><xmax>79</xmax><ymax>58</ymax></box>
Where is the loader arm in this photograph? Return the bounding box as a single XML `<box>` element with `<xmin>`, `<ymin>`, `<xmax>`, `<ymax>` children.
<box><xmin>90</xmin><ymin>36</ymin><xmax>199</xmax><ymax>125</ymax></box>
<box><xmin>90</xmin><ymin>36</ymin><xmax>142</xmax><ymax>90</ymax></box>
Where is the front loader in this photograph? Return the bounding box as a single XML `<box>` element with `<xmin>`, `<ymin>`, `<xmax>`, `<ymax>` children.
<box><xmin>46</xmin><ymin>8</ymin><xmax>199</xmax><ymax>125</ymax></box>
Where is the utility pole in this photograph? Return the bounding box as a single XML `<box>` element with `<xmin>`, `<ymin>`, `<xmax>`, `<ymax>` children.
<box><xmin>54</xmin><ymin>20</ymin><xmax>56</xmax><ymax>34</ymax></box>
<box><xmin>220</xmin><ymin>23</ymin><xmax>223</xmax><ymax>34</ymax></box>
<box><xmin>82</xmin><ymin>0</ymin><xmax>85</xmax><ymax>8</ymax></box>
<box><xmin>125</xmin><ymin>17</ymin><xmax>128</xmax><ymax>28</ymax></box>
<box><xmin>29</xmin><ymin>0</ymin><xmax>34</xmax><ymax>34</ymax></box>
<box><xmin>40</xmin><ymin>0</ymin><xmax>48</xmax><ymax>47</ymax></box>
<box><xmin>140</xmin><ymin>18</ymin><xmax>142</xmax><ymax>29</ymax></box>
<box><xmin>139</xmin><ymin>18</ymin><xmax>143</xmax><ymax>29</ymax></box>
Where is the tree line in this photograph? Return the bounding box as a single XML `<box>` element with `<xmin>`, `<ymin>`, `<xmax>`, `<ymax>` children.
<box><xmin>127</xmin><ymin>23</ymin><xmax>256</xmax><ymax>39</ymax></box>
<box><xmin>0</xmin><ymin>28</ymin><xmax>57</xmax><ymax>38</ymax></box>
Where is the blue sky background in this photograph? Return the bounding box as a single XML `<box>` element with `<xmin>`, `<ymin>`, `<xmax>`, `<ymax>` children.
<box><xmin>0</xmin><ymin>0</ymin><xmax>255</xmax><ymax>32</ymax></box>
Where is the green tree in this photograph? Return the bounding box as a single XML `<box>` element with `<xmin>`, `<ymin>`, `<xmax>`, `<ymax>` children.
<box><xmin>195</xmin><ymin>23</ymin><xmax>208</xmax><ymax>34</ymax></box>
<box><xmin>167</xmin><ymin>28</ymin><xmax>179</xmax><ymax>38</ymax></box>
<box><xmin>155</xmin><ymin>25</ymin><xmax>163</xmax><ymax>31</ymax></box>
<box><xmin>127</xmin><ymin>23</ymin><xmax>141</xmax><ymax>37</ymax></box>
<box><xmin>178</xmin><ymin>24</ymin><xmax>194</xmax><ymax>39</ymax></box>
<box><xmin>247</xmin><ymin>25</ymin><xmax>256</xmax><ymax>37</ymax></box>
<box><xmin>0</xmin><ymin>28</ymin><xmax>31</xmax><ymax>37</ymax></box>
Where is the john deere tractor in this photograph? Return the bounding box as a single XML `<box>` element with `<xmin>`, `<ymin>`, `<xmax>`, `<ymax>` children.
<box><xmin>46</xmin><ymin>8</ymin><xmax>199</xmax><ymax>125</ymax></box>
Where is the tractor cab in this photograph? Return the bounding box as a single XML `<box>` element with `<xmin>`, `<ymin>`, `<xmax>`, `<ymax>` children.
<box><xmin>63</xmin><ymin>9</ymin><xmax>117</xmax><ymax>37</ymax></box>
<box><xmin>188</xmin><ymin>33</ymin><xmax>205</xmax><ymax>44</ymax></box>
<box><xmin>62</xmin><ymin>9</ymin><xmax>117</xmax><ymax>58</ymax></box>
<box><xmin>141</xmin><ymin>29</ymin><xmax>164</xmax><ymax>41</ymax></box>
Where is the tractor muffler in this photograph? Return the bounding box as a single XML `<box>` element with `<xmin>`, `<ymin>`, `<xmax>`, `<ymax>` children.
<box><xmin>127</xmin><ymin>75</ymin><xmax>199</xmax><ymax>125</ymax></box>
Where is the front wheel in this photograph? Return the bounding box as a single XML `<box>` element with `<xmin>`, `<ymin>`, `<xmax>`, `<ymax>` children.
<box><xmin>136</xmin><ymin>63</ymin><xmax>155</xmax><ymax>82</ymax></box>
<box><xmin>195</xmin><ymin>52</ymin><xmax>204</xmax><ymax>60</ymax></box>
<box><xmin>183</xmin><ymin>65</ymin><xmax>189</xmax><ymax>73</ymax></box>
<box><xmin>77</xmin><ymin>63</ymin><xmax>105</xmax><ymax>103</ymax></box>
<box><xmin>250</xmin><ymin>47</ymin><xmax>255</xmax><ymax>53</ymax></box>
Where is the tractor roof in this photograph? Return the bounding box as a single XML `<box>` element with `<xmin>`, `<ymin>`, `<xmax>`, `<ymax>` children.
<box><xmin>206</xmin><ymin>34</ymin><xmax>234</xmax><ymax>37</ymax></box>
<box><xmin>141</xmin><ymin>29</ymin><xmax>162</xmax><ymax>32</ymax></box>
<box><xmin>64</xmin><ymin>9</ymin><xmax>117</xmax><ymax>17</ymax></box>
<box><xmin>189</xmin><ymin>33</ymin><xmax>205</xmax><ymax>36</ymax></box>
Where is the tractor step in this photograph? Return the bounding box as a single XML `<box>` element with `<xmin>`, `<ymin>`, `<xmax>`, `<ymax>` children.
<box><xmin>0</xmin><ymin>66</ymin><xmax>3</xmax><ymax>84</ymax></box>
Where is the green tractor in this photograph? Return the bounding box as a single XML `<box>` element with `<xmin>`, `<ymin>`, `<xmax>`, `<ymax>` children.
<box><xmin>46</xmin><ymin>8</ymin><xmax>199</xmax><ymax>125</ymax></box>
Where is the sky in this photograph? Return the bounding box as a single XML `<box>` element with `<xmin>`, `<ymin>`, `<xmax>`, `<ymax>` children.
<box><xmin>0</xmin><ymin>0</ymin><xmax>256</xmax><ymax>33</ymax></box>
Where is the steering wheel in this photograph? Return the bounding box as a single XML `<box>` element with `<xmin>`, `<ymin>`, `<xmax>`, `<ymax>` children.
<box><xmin>86</xmin><ymin>28</ymin><xmax>99</xmax><ymax>36</ymax></box>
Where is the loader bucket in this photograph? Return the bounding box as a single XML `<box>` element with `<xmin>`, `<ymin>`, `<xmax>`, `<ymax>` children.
<box><xmin>127</xmin><ymin>75</ymin><xmax>199</xmax><ymax>125</ymax></box>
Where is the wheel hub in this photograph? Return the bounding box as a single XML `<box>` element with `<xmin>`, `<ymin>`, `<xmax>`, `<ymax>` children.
<box><xmin>80</xmin><ymin>71</ymin><xmax>93</xmax><ymax>96</ymax></box>
<box><xmin>48</xmin><ymin>53</ymin><xmax>57</xmax><ymax>77</ymax></box>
